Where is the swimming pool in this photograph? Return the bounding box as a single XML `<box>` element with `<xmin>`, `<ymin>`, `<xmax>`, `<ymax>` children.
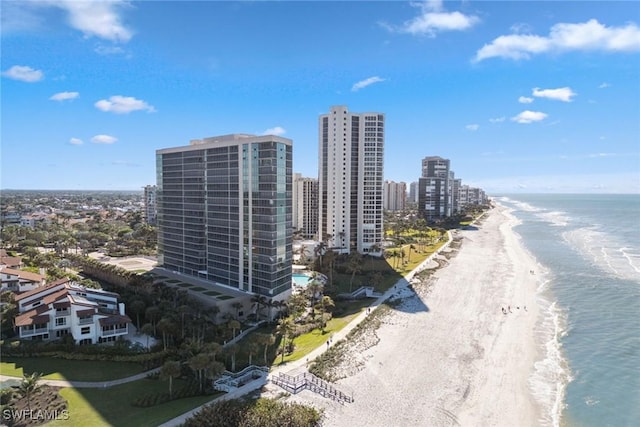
<box><xmin>292</xmin><ymin>273</ymin><xmax>311</xmax><ymax>287</ymax></box>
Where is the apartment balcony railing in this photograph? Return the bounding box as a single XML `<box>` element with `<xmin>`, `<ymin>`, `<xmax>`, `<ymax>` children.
<box><xmin>78</xmin><ymin>318</ymin><xmax>93</xmax><ymax>325</ymax></box>
<box><xmin>21</xmin><ymin>327</ymin><xmax>49</xmax><ymax>337</ymax></box>
<box><xmin>101</xmin><ymin>327</ymin><xmax>128</xmax><ymax>337</ymax></box>
<box><xmin>55</xmin><ymin>309</ymin><xmax>70</xmax><ymax>317</ymax></box>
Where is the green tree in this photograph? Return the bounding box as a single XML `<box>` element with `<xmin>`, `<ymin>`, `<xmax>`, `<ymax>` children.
<box><xmin>276</xmin><ymin>318</ymin><xmax>295</xmax><ymax>364</ymax></box>
<box><xmin>17</xmin><ymin>372</ymin><xmax>42</xmax><ymax>412</ymax></box>
<box><xmin>160</xmin><ymin>360</ymin><xmax>182</xmax><ymax>398</ymax></box>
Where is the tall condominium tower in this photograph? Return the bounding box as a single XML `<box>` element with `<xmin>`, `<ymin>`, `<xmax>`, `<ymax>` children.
<box><xmin>156</xmin><ymin>134</ymin><xmax>292</xmax><ymax>297</ymax></box>
<box><xmin>383</xmin><ymin>180</ymin><xmax>407</xmax><ymax>211</ymax></box>
<box><xmin>418</xmin><ymin>156</ymin><xmax>451</xmax><ymax>222</ymax></box>
<box><xmin>318</xmin><ymin>105</ymin><xmax>384</xmax><ymax>255</ymax></box>
<box><xmin>292</xmin><ymin>173</ymin><xmax>319</xmax><ymax>239</ymax></box>
<box><xmin>143</xmin><ymin>184</ymin><xmax>157</xmax><ymax>225</ymax></box>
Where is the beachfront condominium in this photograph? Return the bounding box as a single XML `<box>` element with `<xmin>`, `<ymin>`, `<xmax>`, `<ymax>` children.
<box><xmin>292</xmin><ymin>173</ymin><xmax>319</xmax><ymax>239</ymax></box>
<box><xmin>156</xmin><ymin>134</ymin><xmax>293</xmax><ymax>297</ymax></box>
<box><xmin>418</xmin><ymin>156</ymin><xmax>452</xmax><ymax>222</ymax></box>
<box><xmin>143</xmin><ymin>184</ymin><xmax>157</xmax><ymax>225</ymax></box>
<box><xmin>318</xmin><ymin>105</ymin><xmax>384</xmax><ymax>255</ymax></box>
<box><xmin>383</xmin><ymin>180</ymin><xmax>407</xmax><ymax>211</ymax></box>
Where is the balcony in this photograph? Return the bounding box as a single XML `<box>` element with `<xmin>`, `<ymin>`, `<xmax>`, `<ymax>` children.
<box><xmin>101</xmin><ymin>326</ymin><xmax>128</xmax><ymax>337</ymax></box>
<box><xmin>78</xmin><ymin>317</ymin><xmax>93</xmax><ymax>325</ymax></box>
<box><xmin>55</xmin><ymin>309</ymin><xmax>70</xmax><ymax>317</ymax></box>
<box><xmin>21</xmin><ymin>327</ymin><xmax>49</xmax><ymax>337</ymax></box>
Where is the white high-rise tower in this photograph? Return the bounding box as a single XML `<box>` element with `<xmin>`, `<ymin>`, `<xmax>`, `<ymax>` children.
<box><xmin>318</xmin><ymin>105</ymin><xmax>384</xmax><ymax>255</ymax></box>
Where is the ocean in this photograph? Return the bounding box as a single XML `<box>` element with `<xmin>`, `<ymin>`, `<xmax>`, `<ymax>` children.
<box><xmin>497</xmin><ymin>194</ymin><xmax>640</xmax><ymax>427</ymax></box>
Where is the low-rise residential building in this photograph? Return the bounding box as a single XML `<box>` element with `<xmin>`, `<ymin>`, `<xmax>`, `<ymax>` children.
<box><xmin>0</xmin><ymin>267</ymin><xmax>45</xmax><ymax>293</ymax></box>
<box><xmin>14</xmin><ymin>278</ymin><xmax>131</xmax><ymax>345</ymax></box>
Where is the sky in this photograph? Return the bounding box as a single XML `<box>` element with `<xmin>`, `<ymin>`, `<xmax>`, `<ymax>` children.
<box><xmin>1</xmin><ymin>0</ymin><xmax>639</xmax><ymax>194</ymax></box>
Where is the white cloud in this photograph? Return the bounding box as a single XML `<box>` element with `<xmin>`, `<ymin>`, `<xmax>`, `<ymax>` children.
<box><xmin>588</xmin><ymin>152</ymin><xmax>616</xmax><ymax>158</ymax></box>
<box><xmin>95</xmin><ymin>95</ymin><xmax>156</xmax><ymax>114</ymax></box>
<box><xmin>533</xmin><ymin>87</ymin><xmax>576</xmax><ymax>102</ymax></box>
<box><xmin>511</xmin><ymin>110</ymin><xmax>548</xmax><ymax>124</ymax></box>
<box><xmin>2</xmin><ymin>1</ymin><xmax>132</xmax><ymax>43</ymax></box>
<box><xmin>351</xmin><ymin>76</ymin><xmax>386</xmax><ymax>92</ymax></box>
<box><xmin>474</xmin><ymin>19</ymin><xmax>640</xmax><ymax>62</ymax></box>
<box><xmin>598</xmin><ymin>82</ymin><xmax>611</xmax><ymax>89</ymax></box>
<box><xmin>91</xmin><ymin>134</ymin><xmax>118</xmax><ymax>144</ymax></box>
<box><xmin>50</xmin><ymin>91</ymin><xmax>79</xmax><ymax>101</ymax></box>
<box><xmin>382</xmin><ymin>0</ymin><xmax>479</xmax><ymax>37</ymax></box>
<box><xmin>262</xmin><ymin>126</ymin><xmax>287</xmax><ymax>136</ymax></box>
<box><xmin>69</xmin><ymin>137</ymin><xmax>83</xmax><ymax>145</ymax></box>
<box><xmin>94</xmin><ymin>45</ymin><xmax>126</xmax><ymax>56</ymax></box>
<box><xmin>489</xmin><ymin>116</ymin><xmax>506</xmax><ymax>123</ymax></box>
<box><xmin>519</xmin><ymin>96</ymin><xmax>534</xmax><ymax>104</ymax></box>
<box><xmin>1</xmin><ymin>65</ymin><xmax>44</xmax><ymax>82</ymax></box>
<box><xmin>466</xmin><ymin>124</ymin><xmax>479</xmax><ymax>131</ymax></box>
<box><xmin>53</xmin><ymin>0</ymin><xmax>133</xmax><ymax>43</ymax></box>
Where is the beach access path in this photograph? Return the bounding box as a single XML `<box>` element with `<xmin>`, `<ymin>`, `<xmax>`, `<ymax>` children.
<box><xmin>286</xmin><ymin>205</ymin><xmax>544</xmax><ymax>427</ymax></box>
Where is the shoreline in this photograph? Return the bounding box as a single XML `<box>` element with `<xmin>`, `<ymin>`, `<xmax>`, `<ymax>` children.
<box><xmin>285</xmin><ymin>205</ymin><xmax>547</xmax><ymax>426</ymax></box>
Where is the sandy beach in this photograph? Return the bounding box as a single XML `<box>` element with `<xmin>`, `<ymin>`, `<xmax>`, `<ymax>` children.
<box><xmin>284</xmin><ymin>205</ymin><xmax>545</xmax><ymax>426</ymax></box>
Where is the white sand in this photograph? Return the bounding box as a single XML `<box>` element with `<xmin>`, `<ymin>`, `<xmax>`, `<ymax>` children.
<box><xmin>288</xmin><ymin>206</ymin><xmax>545</xmax><ymax>426</ymax></box>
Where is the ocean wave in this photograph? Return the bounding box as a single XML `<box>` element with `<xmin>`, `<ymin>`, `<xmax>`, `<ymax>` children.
<box><xmin>562</xmin><ymin>227</ymin><xmax>640</xmax><ymax>282</ymax></box>
<box><xmin>535</xmin><ymin>210</ymin><xmax>570</xmax><ymax>227</ymax></box>
<box><xmin>530</xmin><ymin>276</ymin><xmax>572</xmax><ymax>427</ymax></box>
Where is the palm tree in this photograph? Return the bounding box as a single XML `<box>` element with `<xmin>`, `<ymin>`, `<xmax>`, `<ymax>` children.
<box><xmin>346</xmin><ymin>252</ymin><xmax>363</xmax><ymax>292</ymax></box>
<box><xmin>17</xmin><ymin>372</ymin><xmax>42</xmax><ymax>412</ymax></box>
<box><xmin>140</xmin><ymin>323</ymin><xmax>154</xmax><ymax>350</ymax></box>
<box><xmin>160</xmin><ymin>360</ymin><xmax>181</xmax><ymax>399</ymax></box>
<box><xmin>247</xmin><ymin>340</ymin><xmax>260</xmax><ymax>366</ymax></box>
<box><xmin>317</xmin><ymin>295</ymin><xmax>335</xmax><ymax>333</ymax></box>
<box><xmin>255</xmin><ymin>333</ymin><xmax>276</xmax><ymax>365</ymax></box>
<box><xmin>276</xmin><ymin>318</ymin><xmax>295</xmax><ymax>363</ymax></box>
<box><xmin>130</xmin><ymin>299</ymin><xmax>146</xmax><ymax>328</ymax></box>
<box><xmin>189</xmin><ymin>353</ymin><xmax>210</xmax><ymax>393</ymax></box>
<box><xmin>227</xmin><ymin>319</ymin><xmax>241</xmax><ymax>340</ymax></box>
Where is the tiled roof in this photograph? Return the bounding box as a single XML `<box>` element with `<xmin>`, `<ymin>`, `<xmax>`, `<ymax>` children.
<box><xmin>15</xmin><ymin>306</ymin><xmax>50</xmax><ymax>327</ymax></box>
<box><xmin>98</xmin><ymin>314</ymin><xmax>132</xmax><ymax>326</ymax></box>
<box><xmin>14</xmin><ymin>279</ymin><xmax>70</xmax><ymax>301</ymax></box>
<box><xmin>76</xmin><ymin>308</ymin><xmax>95</xmax><ymax>317</ymax></box>
<box><xmin>1</xmin><ymin>267</ymin><xmax>44</xmax><ymax>283</ymax></box>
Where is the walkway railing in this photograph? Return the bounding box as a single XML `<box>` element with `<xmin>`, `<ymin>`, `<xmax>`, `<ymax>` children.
<box><xmin>270</xmin><ymin>372</ymin><xmax>353</xmax><ymax>404</ymax></box>
<box><xmin>213</xmin><ymin>365</ymin><xmax>268</xmax><ymax>392</ymax></box>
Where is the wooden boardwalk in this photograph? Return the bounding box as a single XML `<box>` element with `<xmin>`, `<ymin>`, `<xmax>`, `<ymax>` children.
<box><xmin>271</xmin><ymin>371</ymin><xmax>353</xmax><ymax>404</ymax></box>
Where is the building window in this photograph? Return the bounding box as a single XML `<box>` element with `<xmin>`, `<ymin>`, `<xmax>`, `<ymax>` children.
<box><xmin>56</xmin><ymin>318</ymin><xmax>66</xmax><ymax>326</ymax></box>
<box><xmin>81</xmin><ymin>327</ymin><xmax>90</xmax><ymax>335</ymax></box>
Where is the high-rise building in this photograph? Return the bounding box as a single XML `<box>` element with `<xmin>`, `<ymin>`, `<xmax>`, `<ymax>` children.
<box><xmin>156</xmin><ymin>134</ymin><xmax>292</xmax><ymax>297</ymax></box>
<box><xmin>418</xmin><ymin>156</ymin><xmax>451</xmax><ymax>222</ymax></box>
<box><xmin>383</xmin><ymin>180</ymin><xmax>407</xmax><ymax>211</ymax></box>
<box><xmin>143</xmin><ymin>185</ymin><xmax>157</xmax><ymax>225</ymax></box>
<box><xmin>318</xmin><ymin>105</ymin><xmax>384</xmax><ymax>255</ymax></box>
<box><xmin>292</xmin><ymin>173</ymin><xmax>319</xmax><ymax>239</ymax></box>
<box><xmin>408</xmin><ymin>181</ymin><xmax>419</xmax><ymax>204</ymax></box>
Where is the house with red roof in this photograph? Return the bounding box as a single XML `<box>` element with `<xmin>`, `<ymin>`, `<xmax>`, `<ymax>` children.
<box><xmin>14</xmin><ymin>278</ymin><xmax>131</xmax><ymax>345</ymax></box>
<box><xmin>0</xmin><ymin>267</ymin><xmax>45</xmax><ymax>293</ymax></box>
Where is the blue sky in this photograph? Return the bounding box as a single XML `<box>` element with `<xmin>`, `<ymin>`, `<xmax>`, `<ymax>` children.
<box><xmin>2</xmin><ymin>0</ymin><xmax>639</xmax><ymax>194</ymax></box>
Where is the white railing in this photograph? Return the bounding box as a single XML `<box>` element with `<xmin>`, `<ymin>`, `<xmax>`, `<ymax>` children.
<box><xmin>21</xmin><ymin>327</ymin><xmax>49</xmax><ymax>337</ymax></box>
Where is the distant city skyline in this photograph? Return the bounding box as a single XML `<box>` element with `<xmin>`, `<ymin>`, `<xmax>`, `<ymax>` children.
<box><xmin>2</xmin><ymin>1</ymin><xmax>639</xmax><ymax>194</ymax></box>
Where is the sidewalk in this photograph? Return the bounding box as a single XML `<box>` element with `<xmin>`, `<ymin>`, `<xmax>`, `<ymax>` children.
<box><xmin>0</xmin><ymin>367</ymin><xmax>161</xmax><ymax>389</ymax></box>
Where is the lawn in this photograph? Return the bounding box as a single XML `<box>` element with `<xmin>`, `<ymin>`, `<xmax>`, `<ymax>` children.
<box><xmin>1</xmin><ymin>358</ymin><xmax>143</xmax><ymax>381</ymax></box>
<box><xmin>48</xmin><ymin>378</ymin><xmax>220</xmax><ymax>427</ymax></box>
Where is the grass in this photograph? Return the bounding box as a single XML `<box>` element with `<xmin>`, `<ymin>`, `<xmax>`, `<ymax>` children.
<box><xmin>1</xmin><ymin>358</ymin><xmax>143</xmax><ymax>381</ymax></box>
<box><xmin>190</xmin><ymin>287</ymin><xmax>206</xmax><ymax>291</ymax></box>
<box><xmin>47</xmin><ymin>378</ymin><xmax>219</xmax><ymax>427</ymax></box>
<box><xmin>176</xmin><ymin>283</ymin><xmax>193</xmax><ymax>288</ymax></box>
<box><xmin>202</xmin><ymin>291</ymin><xmax>221</xmax><ymax>296</ymax></box>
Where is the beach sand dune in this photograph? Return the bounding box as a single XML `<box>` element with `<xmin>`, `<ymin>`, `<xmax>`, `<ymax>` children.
<box><xmin>287</xmin><ymin>206</ymin><xmax>543</xmax><ymax>426</ymax></box>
